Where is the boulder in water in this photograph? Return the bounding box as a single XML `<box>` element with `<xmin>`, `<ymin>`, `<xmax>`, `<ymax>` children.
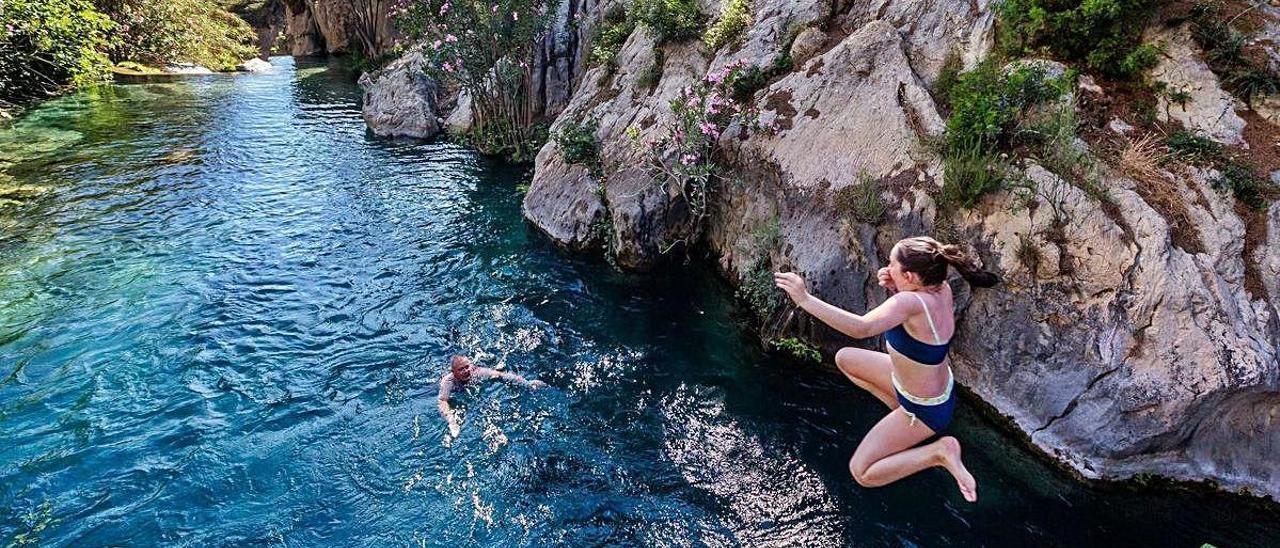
<box><xmin>358</xmin><ymin>49</ymin><xmax>441</xmax><ymax>139</ymax></box>
<box><xmin>238</xmin><ymin>58</ymin><xmax>274</xmax><ymax>73</ymax></box>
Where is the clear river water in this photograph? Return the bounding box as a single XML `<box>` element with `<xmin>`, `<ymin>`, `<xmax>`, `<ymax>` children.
<box><xmin>1</xmin><ymin>57</ymin><xmax>1276</xmax><ymax>547</ymax></box>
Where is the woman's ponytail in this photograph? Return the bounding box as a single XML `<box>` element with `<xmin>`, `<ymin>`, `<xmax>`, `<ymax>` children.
<box><xmin>939</xmin><ymin>243</ymin><xmax>1000</xmax><ymax>288</ymax></box>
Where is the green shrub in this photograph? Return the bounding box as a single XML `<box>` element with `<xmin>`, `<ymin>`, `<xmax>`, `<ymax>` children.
<box><xmin>833</xmin><ymin>171</ymin><xmax>886</xmax><ymax>224</ymax></box>
<box><xmin>554</xmin><ymin>119</ymin><xmax>602</xmax><ymax>176</ymax></box>
<box><xmin>703</xmin><ymin>0</ymin><xmax>750</xmax><ymax>51</ymax></box>
<box><xmin>738</xmin><ymin>260</ymin><xmax>784</xmax><ymax>319</ymax></box>
<box><xmin>996</xmin><ymin>0</ymin><xmax>1165</xmax><ymax>78</ymax></box>
<box><xmin>97</xmin><ymin>0</ymin><xmax>257</xmax><ymax>71</ymax></box>
<box><xmin>636</xmin><ymin>49</ymin><xmax>664</xmax><ymax>89</ymax></box>
<box><xmin>736</xmin><ymin>218</ymin><xmax>783</xmax><ymax>319</ymax></box>
<box><xmin>1165</xmin><ymin>131</ymin><xmax>1271</xmax><ymax>208</ymax></box>
<box><xmin>0</xmin><ymin>0</ymin><xmax>114</xmax><ymax>105</ymax></box>
<box><xmin>721</xmin><ymin>24</ymin><xmax>799</xmax><ymax>102</ymax></box>
<box><xmin>753</xmin><ymin>216</ymin><xmax>781</xmax><ymax>249</ymax></box>
<box><xmin>772</xmin><ymin>337</ymin><xmax>822</xmax><ymax>364</ymax></box>
<box><xmin>1166</xmin><ymin>131</ymin><xmax>1222</xmax><ymax>164</ymax></box>
<box><xmin>945</xmin><ymin>62</ymin><xmax>1071</xmax><ymax>153</ymax></box>
<box><xmin>632</xmin><ymin>0</ymin><xmax>705</xmax><ymax>44</ymax></box>
<box><xmin>933</xmin><ymin>50</ymin><xmax>964</xmax><ymax>111</ymax></box>
<box><xmin>1188</xmin><ymin>3</ymin><xmax>1280</xmax><ymax>105</ymax></box>
<box><xmin>589</xmin><ymin>7</ymin><xmax>634</xmax><ymax>67</ymax></box>
<box><xmin>1212</xmin><ymin>160</ymin><xmax>1269</xmax><ymax>210</ymax></box>
<box><xmin>939</xmin><ymin>61</ymin><xmax>1076</xmax><ymax>208</ymax></box>
<box><xmin>942</xmin><ymin>137</ymin><xmax>1009</xmax><ymax>208</ymax></box>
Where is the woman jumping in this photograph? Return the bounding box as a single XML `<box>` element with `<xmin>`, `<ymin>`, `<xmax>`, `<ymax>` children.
<box><xmin>774</xmin><ymin>236</ymin><xmax>998</xmax><ymax>502</ymax></box>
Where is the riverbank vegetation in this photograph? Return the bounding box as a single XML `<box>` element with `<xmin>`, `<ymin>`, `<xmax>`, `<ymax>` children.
<box><xmin>396</xmin><ymin>0</ymin><xmax>554</xmax><ymax>162</ymax></box>
<box><xmin>0</xmin><ymin>0</ymin><xmax>257</xmax><ymax>112</ymax></box>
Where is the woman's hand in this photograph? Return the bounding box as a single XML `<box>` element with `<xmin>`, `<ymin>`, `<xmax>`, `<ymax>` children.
<box><xmin>877</xmin><ymin>267</ymin><xmax>897</xmax><ymax>292</ymax></box>
<box><xmin>773</xmin><ymin>272</ymin><xmax>811</xmax><ymax>306</ymax></box>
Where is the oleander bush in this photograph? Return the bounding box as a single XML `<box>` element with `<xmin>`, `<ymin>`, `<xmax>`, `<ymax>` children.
<box><xmin>397</xmin><ymin>0</ymin><xmax>555</xmax><ymax>161</ymax></box>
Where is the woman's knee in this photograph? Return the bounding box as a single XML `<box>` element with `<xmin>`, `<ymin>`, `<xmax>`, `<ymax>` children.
<box><xmin>835</xmin><ymin>347</ymin><xmax>859</xmax><ymax>372</ymax></box>
<box><xmin>847</xmin><ymin>456</ymin><xmax>874</xmax><ymax>487</ymax></box>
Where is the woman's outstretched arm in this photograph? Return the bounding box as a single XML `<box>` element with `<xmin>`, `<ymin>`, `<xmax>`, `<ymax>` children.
<box><xmin>774</xmin><ymin>272</ymin><xmax>913</xmax><ymax>339</ymax></box>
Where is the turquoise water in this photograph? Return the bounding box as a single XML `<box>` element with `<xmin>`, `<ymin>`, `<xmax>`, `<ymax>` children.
<box><xmin>0</xmin><ymin>57</ymin><xmax>1276</xmax><ymax>547</ymax></box>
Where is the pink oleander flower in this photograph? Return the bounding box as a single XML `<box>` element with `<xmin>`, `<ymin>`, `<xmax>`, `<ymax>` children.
<box><xmin>680</xmin><ymin>153</ymin><xmax>699</xmax><ymax>165</ymax></box>
<box><xmin>439</xmin><ymin>2</ymin><xmax>450</xmax><ymax>15</ymax></box>
<box><xmin>432</xmin><ymin>39</ymin><xmax>442</xmax><ymax>49</ymax></box>
<box><xmin>686</xmin><ymin>96</ymin><xmax>699</xmax><ymax>108</ymax></box>
<box><xmin>491</xmin><ymin>4</ymin><xmax>499</xmax><ymax>14</ymax></box>
<box><xmin>442</xmin><ymin>62</ymin><xmax>454</xmax><ymax>72</ymax></box>
<box><xmin>445</xmin><ymin>33</ymin><xmax>458</xmax><ymax>43</ymax></box>
<box><xmin>699</xmin><ymin>122</ymin><xmax>720</xmax><ymax>139</ymax></box>
<box><xmin>512</xmin><ymin>11</ymin><xmax>519</xmax><ymax>21</ymax></box>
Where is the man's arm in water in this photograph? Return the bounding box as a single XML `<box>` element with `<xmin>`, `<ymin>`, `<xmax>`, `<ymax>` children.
<box><xmin>473</xmin><ymin>367</ymin><xmax>546</xmax><ymax>388</ymax></box>
<box><xmin>437</xmin><ymin>374</ymin><xmax>461</xmax><ymax>436</ymax></box>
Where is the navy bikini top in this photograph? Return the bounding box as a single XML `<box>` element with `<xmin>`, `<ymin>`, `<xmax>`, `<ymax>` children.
<box><xmin>884</xmin><ymin>293</ymin><xmax>951</xmax><ymax>366</ymax></box>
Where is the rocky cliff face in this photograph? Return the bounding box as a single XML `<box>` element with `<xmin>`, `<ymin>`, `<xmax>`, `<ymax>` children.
<box><xmin>515</xmin><ymin>0</ymin><xmax>1280</xmax><ymax>500</ymax></box>
<box><xmin>248</xmin><ymin>0</ymin><xmax>399</xmax><ymax>57</ymax></box>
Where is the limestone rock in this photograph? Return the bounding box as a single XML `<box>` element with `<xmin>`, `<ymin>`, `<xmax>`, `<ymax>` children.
<box><xmin>274</xmin><ymin>0</ymin><xmax>398</xmax><ymax>56</ymax></box>
<box><xmin>283</xmin><ymin>0</ymin><xmax>324</xmax><ymax>56</ymax></box>
<box><xmin>1148</xmin><ymin>24</ymin><xmax>1247</xmax><ymax>146</ymax></box>
<box><xmin>237</xmin><ymin>58</ymin><xmax>274</xmax><ymax>73</ymax></box>
<box><xmin>839</xmin><ymin>0</ymin><xmax>995</xmax><ymax>86</ymax></box>
<box><xmin>163</xmin><ymin>64</ymin><xmax>214</xmax><ymax>75</ymax></box>
<box><xmin>788</xmin><ymin>27</ymin><xmax>828</xmax><ymax>68</ymax></box>
<box><xmin>956</xmin><ymin>164</ymin><xmax>1280</xmax><ymax>499</ymax></box>
<box><xmin>523</xmin><ymin>0</ymin><xmax>1280</xmax><ymax>501</ymax></box>
<box><xmin>1108</xmin><ymin>118</ymin><xmax>1135</xmax><ymax>134</ymax></box>
<box><xmin>740</xmin><ymin>20</ymin><xmax>944</xmax><ymax>192</ymax></box>
<box><xmin>444</xmin><ymin>90</ymin><xmax>473</xmax><ymax>135</ymax></box>
<box><xmin>359</xmin><ymin>50</ymin><xmax>441</xmax><ymax>139</ymax></box>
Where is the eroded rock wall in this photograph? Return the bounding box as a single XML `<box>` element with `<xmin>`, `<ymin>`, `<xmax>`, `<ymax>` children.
<box><xmin>521</xmin><ymin>0</ymin><xmax>1280</xmax><ymax>499</ymax></box>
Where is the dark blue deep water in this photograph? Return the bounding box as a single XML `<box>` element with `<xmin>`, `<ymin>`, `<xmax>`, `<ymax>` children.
<box><xmin>1</xmin><ymin>57</ymin><xmax>1276</xmax><ymax>547</ymax></box>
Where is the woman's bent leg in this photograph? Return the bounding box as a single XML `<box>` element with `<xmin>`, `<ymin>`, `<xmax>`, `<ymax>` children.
<box><xmin>848</xmin><ymin>410</ymin><xmax>978</xmax><ymax>502</ymax></box>
<box><xmin>834</xmin><ymin>347</ymin><xmax>897</xmax><ymax>409</ymax></box>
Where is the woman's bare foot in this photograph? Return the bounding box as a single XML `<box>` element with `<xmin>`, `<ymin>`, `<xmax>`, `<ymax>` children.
<box><xmin>937</xmin><ymin>436</ymin><xmax>977</xmax><ymax>502</ymax></box>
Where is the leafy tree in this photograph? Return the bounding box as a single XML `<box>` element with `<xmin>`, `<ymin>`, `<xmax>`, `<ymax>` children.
<box><xmin>95</xmin><ymin>0</ymin><xmax>258</xmax><ymax>71</ymax></box>
<box><xmin>0</xmin><ymin>0</ymin><xmax>114</xmax><ymax>107</ymax></box>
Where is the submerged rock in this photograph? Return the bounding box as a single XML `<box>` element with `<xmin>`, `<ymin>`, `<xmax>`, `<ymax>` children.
<box><xmin>359</xmin><ymin>50</ymin><xmax>441</xmax><ymax>139</ymax></box>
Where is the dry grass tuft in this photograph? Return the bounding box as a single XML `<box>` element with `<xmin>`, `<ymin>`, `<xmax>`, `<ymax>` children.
<box><xmin>1119</xmin><ymin>133</ymin><xmax>1205</xmax><ymax>254</ymax></box>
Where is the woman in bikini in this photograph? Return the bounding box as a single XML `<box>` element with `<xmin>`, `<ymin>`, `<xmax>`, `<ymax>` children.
<box><xmin>774</xmin><ymin>236</ymin><xmax>998</xmax><ymax>502</ymax></box>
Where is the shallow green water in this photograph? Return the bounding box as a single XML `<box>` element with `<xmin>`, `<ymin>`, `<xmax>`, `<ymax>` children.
<box><xmin>0</xmin><ymin>57</ymin><xmax>1276</xmax><ymax>547</ymax></box>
